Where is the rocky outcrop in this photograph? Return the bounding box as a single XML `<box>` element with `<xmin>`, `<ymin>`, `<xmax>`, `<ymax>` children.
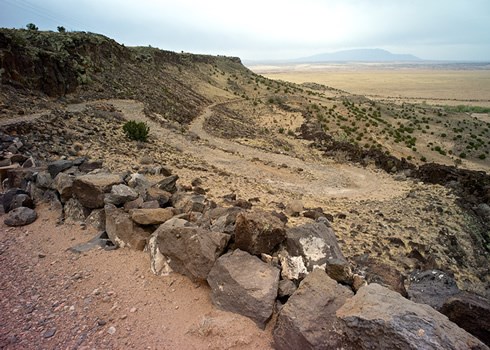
<box><xmin>274</xmin><ymin>269</ymin><xmax>353</xmax><ymax>349</ymax></box>
<box><xmin>207</xmin><ymin>249</ymin><xmax>280</xmax><ymax>329</ymax></box>
<box><xmin>337</xmin><ymin>283</ymin><xmax>488</xmax><ymax>350</ymax></box>
<box><xmin>155</xmin><ymin>226</ymin><xmax>229</xmax><ymax>281</ymax></box>
<box><xmin>234</xmin><ymin>210</ymin><xmax>286</xmax><ymax>255</ymax></box>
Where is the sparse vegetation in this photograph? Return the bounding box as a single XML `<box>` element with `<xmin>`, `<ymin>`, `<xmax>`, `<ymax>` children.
<box><xmin>123</xmin><ymin>120</ymin><xmax>150</xmax><ymax>141</ymax></box>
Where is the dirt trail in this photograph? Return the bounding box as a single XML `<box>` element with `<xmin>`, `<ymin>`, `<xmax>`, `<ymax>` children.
<box><xmin>72</xmin><ymin>99</ymin><xmax>409</xmax><ymax>205</ymax></box>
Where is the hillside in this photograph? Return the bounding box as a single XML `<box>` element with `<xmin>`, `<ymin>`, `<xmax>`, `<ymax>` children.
<box><xmin>1</xmin><ymin>29</ymin><xmax>490</xmax><ymax>348</ymax></box>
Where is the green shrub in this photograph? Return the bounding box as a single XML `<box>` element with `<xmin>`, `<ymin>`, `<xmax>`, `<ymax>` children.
<box><xmin>123</xmin><ymin>120</ymin><xmax>149</xmax><ymax>141</ymax></box>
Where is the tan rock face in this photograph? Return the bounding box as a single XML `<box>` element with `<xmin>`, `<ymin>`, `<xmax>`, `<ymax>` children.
<box><xmin>130</xmin><ymin>208</ymin><xmax>174</xmax><ymax>225</ymax></box>
<box><xmin>72</xmin><ymin>174</ymin><xmax>123</xmax><ymax>209</ymax></box>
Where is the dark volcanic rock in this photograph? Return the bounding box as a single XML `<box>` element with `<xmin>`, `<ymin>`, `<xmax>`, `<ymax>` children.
<box><xmin>234</xmin><ymin>210</ymin><xmax>286</xmax><ymax>255</ymax></box>
<box><xmin>441</xmin><ymin>291</ymin><xmax>490</xmax><ymax>346</ymax></box>
<box><xmin>4</xmin><ymin>206</ymin><xmax>37</xmax><ymax>226</ymax></box>
<box><xmin>207</xmin><ymin>249</ymin><xmax>280</xmax><ymax>329</ymax></box>
<box><xmin>155</xmin><ymin>226</ymin><xmax>229</xmax><ymax>281</ymax></box>
<box><xmin>47</xmin><ymin>159</ymin><xmax>73</xmax><ymax>178</ymax></box>
<box><xmin>72</xmin><ymin>173</ymin><xmax>123</xmax><ymax>209</ymax></box>
<box><xmin>407</xmin><ymin>269</ymin><xmax>460</xmax><ymax>310</ymax></box>
<box><xmin>337</xmin><ymin>283</ymin><xmax>488</xmax><ymax>350</ymax></box>
<box><xmin>2</xmin><ymin>188</ymin><xmax>30</xmax><ymax>213</ymax></box>
<box><xmin>274</xmin><ymin>269</ymin><xmax>353</xmax><ymax>350</ymax></box>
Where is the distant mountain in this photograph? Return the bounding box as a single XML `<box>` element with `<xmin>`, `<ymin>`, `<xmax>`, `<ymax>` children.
<box><xmin>294</xmin><ymin>48</ymin><xmax>421</xmax><ymax>62</ymax></box>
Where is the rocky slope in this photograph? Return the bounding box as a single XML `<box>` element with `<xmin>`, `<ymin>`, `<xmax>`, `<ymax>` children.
<box><xmin>1</xmin><ymin>28</ymin><xmax>489</xmax><ymax>348</ymax></box>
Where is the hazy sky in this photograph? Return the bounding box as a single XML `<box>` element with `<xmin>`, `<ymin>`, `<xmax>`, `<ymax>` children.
<box><xmin>1</xmin><ymin>0</ymin><xmax>489</xmax><ymax>61</ymax></box>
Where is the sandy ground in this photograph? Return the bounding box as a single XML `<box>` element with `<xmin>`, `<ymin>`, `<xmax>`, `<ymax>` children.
<box><xmin>0</xmin><ymin>204</ymin><xmax>274</xmax><ymax>349</ymax></box>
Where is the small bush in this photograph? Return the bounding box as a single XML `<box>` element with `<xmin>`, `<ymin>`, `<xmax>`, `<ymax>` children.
<box><xmin>123</xmin><ymin>120</ymin><xmax>149</xmax><ymax>141</ymax></box>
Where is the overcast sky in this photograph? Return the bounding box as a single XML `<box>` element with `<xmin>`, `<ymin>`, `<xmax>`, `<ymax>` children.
<box><xmin>1</xmin><ymin>0</ymin><xmax>489</xmax><ymax>61</ymax></box>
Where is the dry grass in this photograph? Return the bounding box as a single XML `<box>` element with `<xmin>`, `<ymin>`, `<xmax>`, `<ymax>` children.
<box><xmin>252</xmin><ymin>64</ymin><xmax>490</xmax><ymax>106</ymax></box>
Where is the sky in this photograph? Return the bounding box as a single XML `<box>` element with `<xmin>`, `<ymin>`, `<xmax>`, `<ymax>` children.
<box><xmin>1</xmin><ymin>0</ymin><xmax>489</xmax><ymax>61</ymax></box>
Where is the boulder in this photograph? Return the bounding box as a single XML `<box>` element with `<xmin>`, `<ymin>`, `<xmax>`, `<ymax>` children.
<box><xmin>173</xmin><ymin>193</ymin><xmax>207</xmax><ymax>213</ymax></box>
<box><xmin>355</xmin><ymin>256</ymin><xmax>407</xmax><ymax>297</ymax></box>
<box><xmin>146</xmin><ymin>187</ymin><xmax>171</xmax><ymax>207</ymax></box>
<box><xmin>274</xmin><ymin>269</ymin><xmax>353</xmax><ymax>350</ymax></box>
<box><xmin>104</xmin><ymin>184</ymin><xmax>139</xmax><ymax>206</ymax></box>
<box><xmin>156</xmin><ymin>175</ymin><xmax>179</xmax><ymax>193</ymax></box>
<box><xmin>35</xmin><ymin>170</ymin><xmax>54</xmax><ymax>189</ymax></box>
<box><xmin>72</xmin><ymin>173</ymin><xmax>123</xmax><ymax>209</ymax></box>
<box><xmin>441</xmin><ymin>291</ymin><xmax>490</xmax><ymax>346</ymax></box>
<box><xmin>407</xmin><ymin>269</ymin><xmax>459</xmax><ymax>310</ymax></box>
<box><xmin>127</xmin><ymin>173</ymin><xmax>151</xmax><ymax>195</ymax></box>
<box><xmin>47</xmin><ymin>159</ymin><xmax>73</xmax><ymax>178</ymax></box>
<box><xmin>53</xmin><ymin>173</ymin><xmax>74</xmax><ymax>203</ymax></box>
<box><xmin>278</xmin><ymin>251</ymin><xmax>308</xmax><ymax>281</ymax></box>
<box><xmin>124</xmin><ymin>197</ymin><xmax>144</xmax><ymax>210</ymax></box>
<box><xmin>131</xmin><ymin>208</ymin><xmax>174</xmax><ymax>225</ymax></box>
<box><xmin>285</xmin><ymin>222</ymin><xmax>351</xmax><ymax>282</ymax></box>
<box><xmin>155</xmin><ymin>226</ymin><xmax>229</xmax><ymax>281</ymax></box>
<box><xmin>336</xmin><ymin>283</ymin><xmax>488</xmax><ymax>350</ymax></box>
<box><xmin>64</xmin><ymin>198</ymin><xmax>90</xmax><ymax>223</ymax></box>
<box><xmin>207</xmin><ymin>249</ymin><xmax>280</xmax><ymax>329</ymax></box>
<box><xmin>4</xmin><ymin>207</ymin><xmax>37</xmax><ymax>226</ymax></box>
<box><xmin>278</xmin><ymin>279</ymin><xmax>297</xmax><ymax>299</ymax></box>
<box><xmin>2</xmin><ymin>188</ymin><xmax>30</xmax><ymax>213</ymax></box>
<box><xmin>105</xmin><ymin>205</ymin><xmax>149</xmax><ymax>250</ymax></box>
<box><xmin>8</xmin><ymin>193</ymin><xmax>34</xmax><ymax>212</ymax></box>
<box><xmin>85</xmin><ymin>208</ymin><xmax>105</xmax><ymax>231</ymax></box>
<box><xmin>234</xmin><ymin>210</ymin><xmax>286</xmax><ymax>255</ymax></box>
<box><xmin>6</xmin><ymin>167</ymin><xmax>37</xmax><ymax>189</ymax></box>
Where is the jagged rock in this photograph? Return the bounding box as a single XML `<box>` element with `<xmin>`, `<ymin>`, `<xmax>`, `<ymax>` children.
<box><xmin>278</xmin><ymin>279</ymin><xmax>297</xmax><ymax>299</ymax></box>
<box><xmin>85</xmin><ymin>208</ymin><xmax>105</xmax><ymax>231</ymax></box>
<box><xmin>337</xmin><ymin>283</ymin><xmax>488</xmax><ymax>350</ymax></box>
<box><xmin>155</xmin><ymin>226</ymin><xmax>229</xmax><ymax>281</ymax></box>
<box><xmin>127</xmin><ymin>173</ymin><xmax>151</xmax><ymax>195</ymax></box>
<box><xmin>64</xmin><ymin>198</ymin><xmax>90</xmax><ymax>223</ymax></box>
<box><xmin>140</xmin><ymin>200</ymin><xmax>160</xmax><ymax>209</ymax></box>
<box><xmin>104</xmin><ymin>204</ymin><xmax>149</xmax><ymax>250</ymax></box>
<box><xmin>124</xmin><ymin>196</ymin><xmax>144</xmax><ymax>210</ymax></box>
<box><xmin>407</xmin><ymin>269</ymin><xmax>459</xmax><ymax>309</ymax></box>
<box><xmin>35</xmin><ymin>171</ymin><xmax>54</xmax><ymax>189</ymax></box>
<box><xmin>234</xmin><ymin>210</ymin><xmax>286</xmax><ymax>255</ymax></box>
<box><xmin>22</xmin><ymin>157</ymin><xmax>36</xmax><ymax>168</ymax></box>
<box><xmin>47</xmin><ymin>159</ymin><xmax>73</xmax><ymax>178</ymax></box>
<box><xmin>53</xmin><ymin>173</ymin><xmax>74</xmax><ymax>203</ymax></box>
<box><xmin>146</xmin><ymin>187</ymin><xmax>171</xmax><ymax>207</ymax></box>
<box><xmin>173</xmin><ymin>193</ymin><xmax>206</xmax><ymax>213</ymax></box>
<box><xmin>104</xmin><ymin>184</ymin><xmax>139</xmax><ymax>206</ymax></box>
<box><xmin>441</xmin><ymin>291</ymin><xmax>490</xmax><ymax>346</ymax></box>
<box><xmin>73</xmin><ymin>173</ymin><xmax>123</xmax><ymax>209</ymax></box>
<box><xmin>79</xmin><ymin>160</ymin><xmax>103</xmax><ymax>173</ymax></box>
<box><xmin>2</xmin><ymin>188</ymin><xmax>30</xmax><ymax>213</ymax></box>
<box><xmin>355</xmin><ymin>256</ymin><xmax>407</xmax><ymax>297</ymax></box>
<box><xmin>130</xmin><ymin>208</ymin><xmax>174</xmax><ymax>225</ymax></box>
<box><xmin>284</xmin><ymin>222</ymin><xmax>351</xmax><ymax>282</ymax></box>
<box><xmin>207</xmin><ymin>249</ymin><xmax>280</xmax><ymax>329</ymax></box>
<box><xmin>4</xmin><ymin>207</ymin><xmax>37</xmax><ymax>226</ymax></box>
<box><xmin>274</xmin><ymin>269</ymin><xmax>353</xmax><ymax>350</ymax></box>
<box><xmin>156</xmin><ymin>175</ymin><xmax>179</xmax><ymax>193</ymax></box>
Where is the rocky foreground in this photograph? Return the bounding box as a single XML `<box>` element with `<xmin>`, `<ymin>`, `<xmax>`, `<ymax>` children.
<box><xmin>1</xmin><ymin>130</ymin><xmax>489</xmax><ymax>349</ymax></box>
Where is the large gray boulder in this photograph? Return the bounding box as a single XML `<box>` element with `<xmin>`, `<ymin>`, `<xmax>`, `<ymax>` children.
<box><xmin>104</xmin><ymin>184</ymin><xmax>139</xmax><ymax>206</ymax></box>
<box><xmin>155</xmin><ymin>226</ymin><xmax>229</xmax><ymax>281</ymax></box>
<box><xmin>273</xmin><ymin>269</ymin><xmax>353</xmax><ymax>350</ymax></box>
<box><xmin>4</xmin><ymin>207</ymin><xmax>37</xmax><ymax>226</ymax></box>
<box><xmin>234</xmin><ymin>210</ymin><xmax>286</xmax><ymax>255</ymax></box>
<box><xmin>72</xmin><ymin>173</ymin><xmax>123</xmax><ymax>208</ymax></box>
<box><xmin>105</xmin><ymin>204</ymin><xmax>149</xmax><ymax>250</ymax></box>
<box><xmin>207</xmin><ymin>249</ymin><xmax>280</xmax><ymax>329</ymax></box>
<box><xmin>407</xmin><ymin>269</ymin><xmax>459</xmax><ymax>309</ymax></box>
<box><xmin>336</xmin><ymin>283</ymin><xmax>488</xmax><ymax>350</ymax></box>
<box><xmin>284</xmin><ymin>222</ymin><xmax>350</xmax><ymax>282</ymax></box>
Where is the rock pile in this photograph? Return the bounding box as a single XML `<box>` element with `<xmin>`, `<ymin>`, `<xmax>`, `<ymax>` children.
<box><xmin>1</xmin><ymin>130</ymin><xmax>489</xmax><ymax>349</ymax></box>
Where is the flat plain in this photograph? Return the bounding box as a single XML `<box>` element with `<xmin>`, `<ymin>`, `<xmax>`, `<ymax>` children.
<box><xmin>251</xmin><ymin>62</ymin><xmax>490</xmax><ymax>107</ymax></box>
